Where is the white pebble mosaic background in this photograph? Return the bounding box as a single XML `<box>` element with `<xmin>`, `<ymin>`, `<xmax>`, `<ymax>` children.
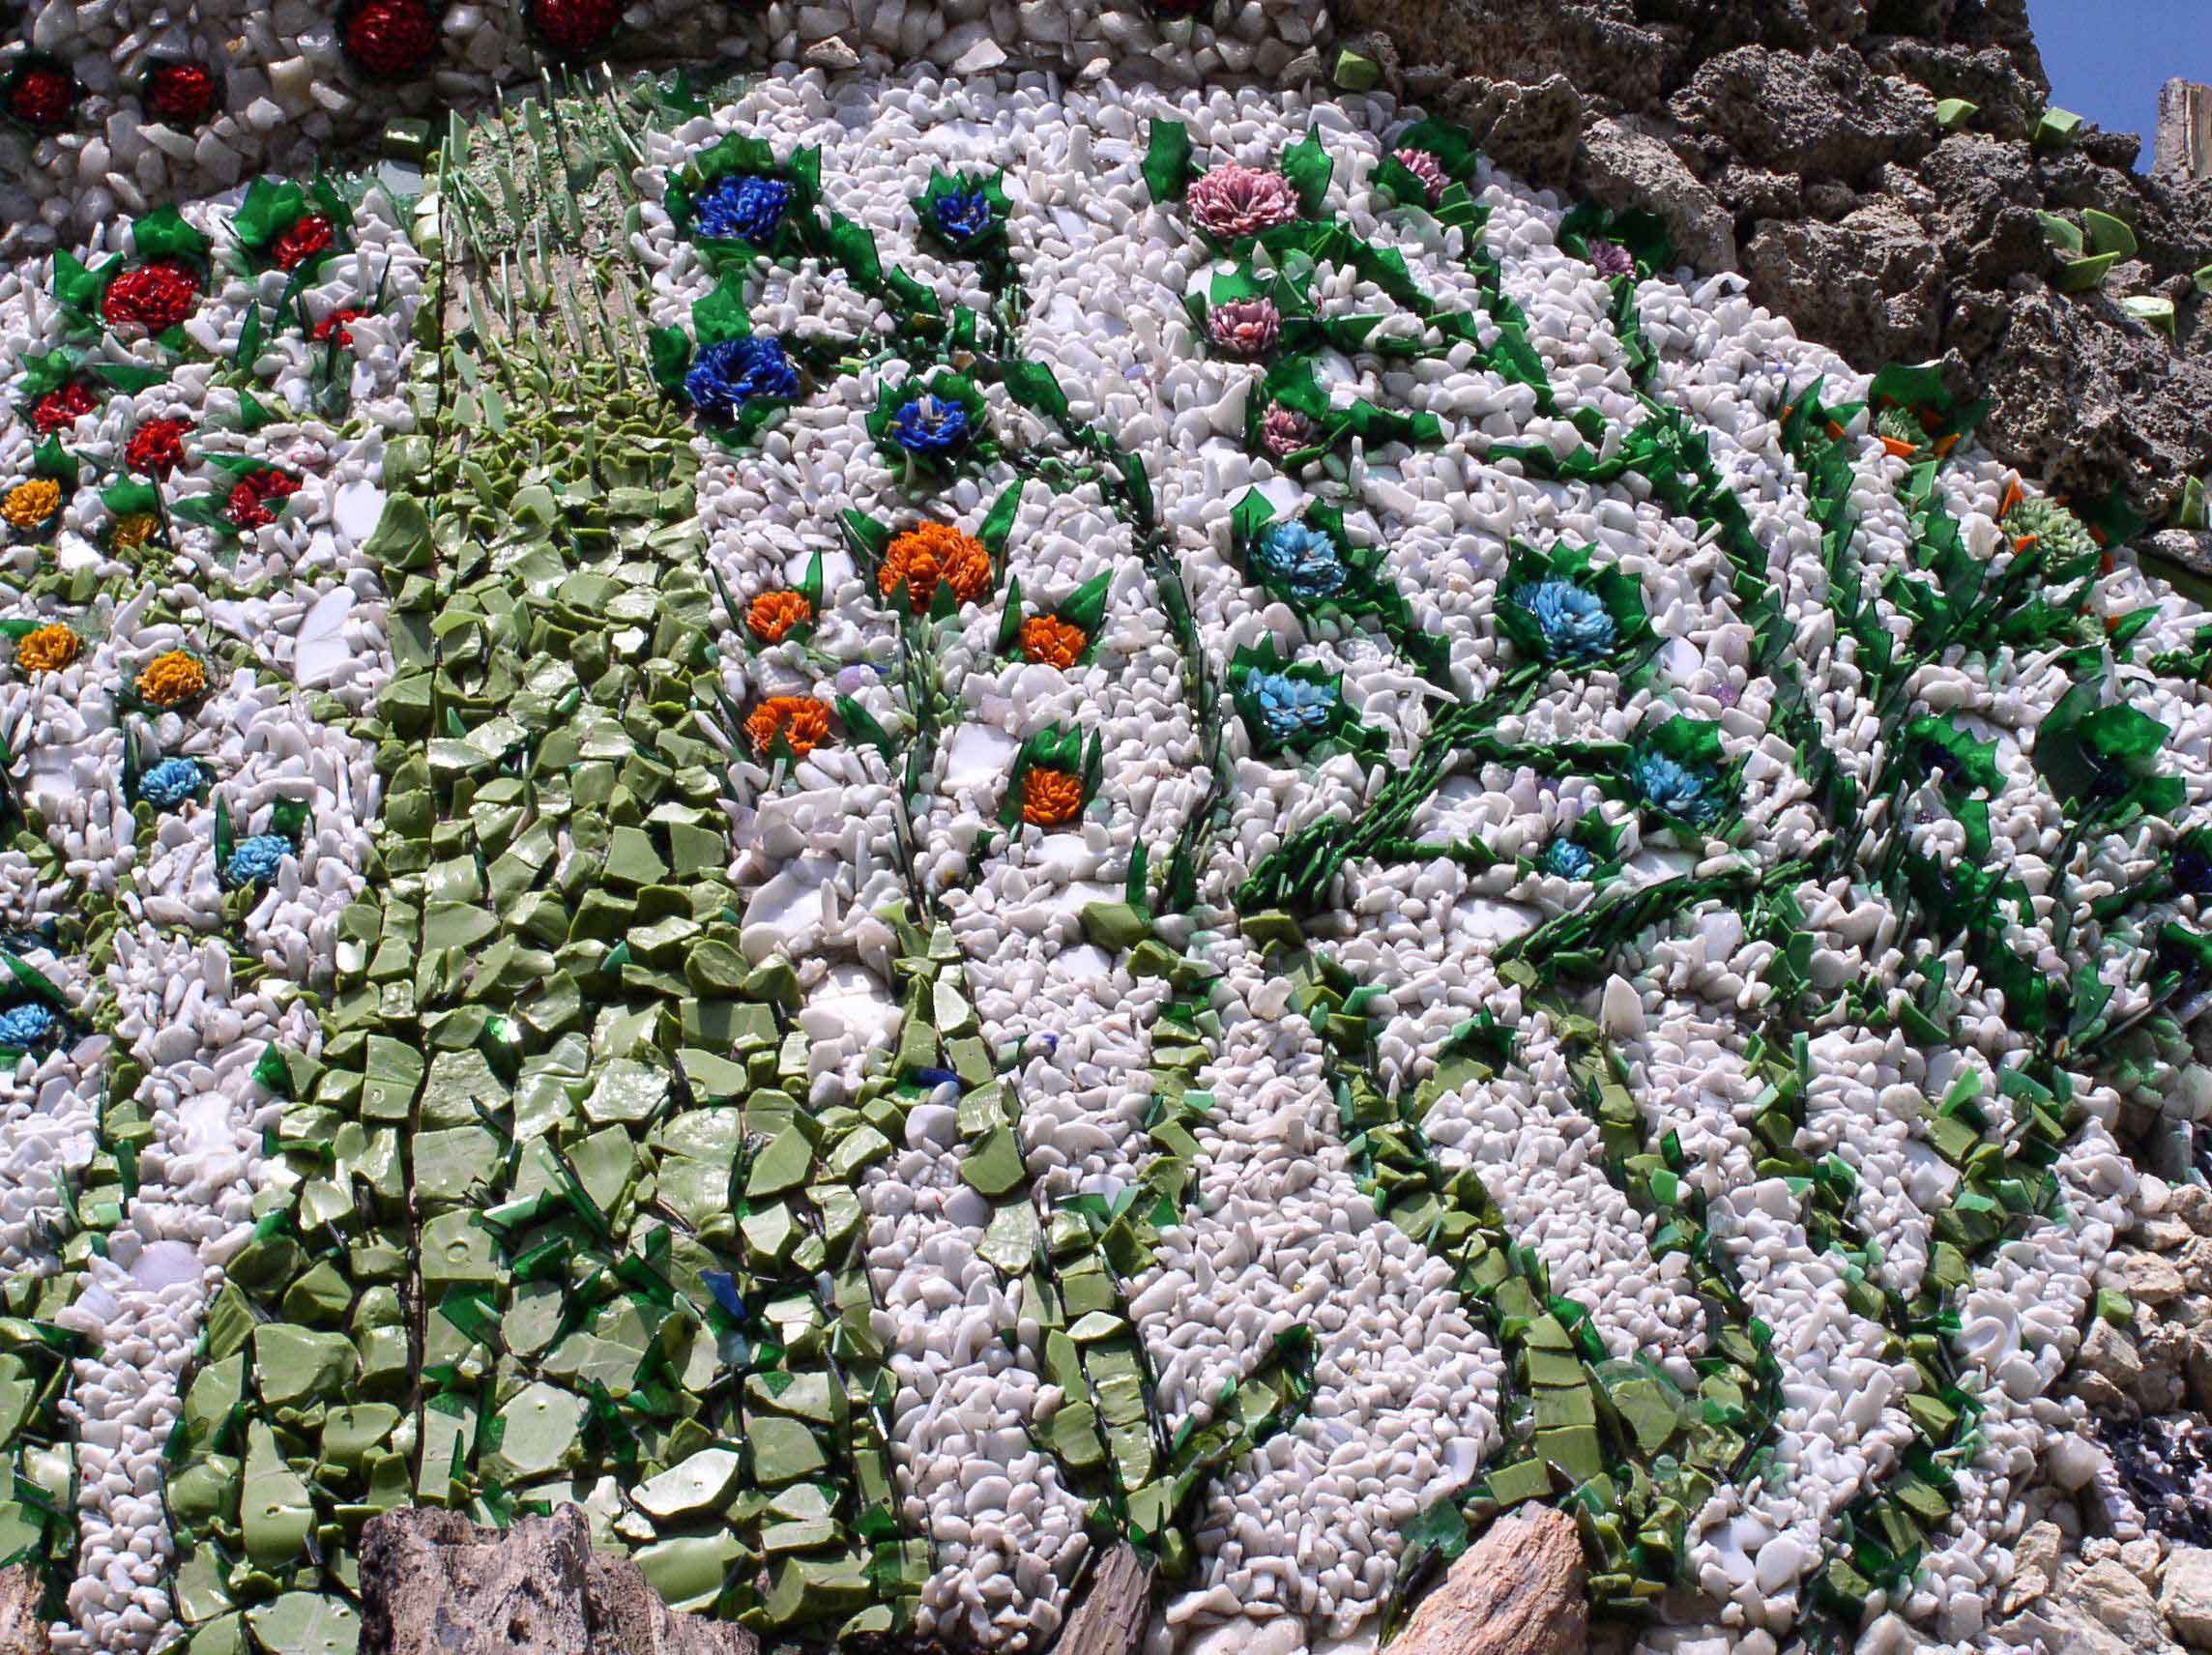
<box><xmin>0</xmin><ymin>24</ymin><xmax>2206</xmax><ymax>1655</ymax></box>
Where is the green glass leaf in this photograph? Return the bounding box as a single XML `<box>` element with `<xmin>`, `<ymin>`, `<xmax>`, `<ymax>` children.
<box><xmin>647</xmin><ymin>326</ymin><xmax>691</xmax><ymax>393</ymax></box>
<box><xmin>95</xmin><ymin>362</ymin><xmax>168</xmax><ymax>392</ymax></box>
<box><xmin>2082</xmin><ymin>208</ymin><xmax>2138</xmax><ymax>258</ymax></box>
<box><xmin>1142</xmin><ymin>120</ymin><xmax>1195</xmax><ymax>204</ymax></box>
<box><xmin>243</xmin><ymin>1594</ymin><xmax>358</xmax><ymax>1655</ymax></box>
<box><xmin>2033</xmin><ymin>106</ymin><xmax>2083</xmax><ymax>148</ymax></box>
<box><xmin>691</xmin><ymin>273</ymin><xmax>753</xmax><ymax>347</ymax></box>
<box><xmin>230</xmin><ymin>179</ymin><xmax>308</xmax><ymax>252</ymax></box>
<box><xmin>131</xmin><ymin>204</ymin><xmax>212</xmax><ymax>265</ymax></box>
<box><xmin>978</xmin><ymin>479</ymin><xmax>1024</xmax><ymax>557</ymax></box>
<box><xmin>1280</xmin><ymin>129</ymin><xmax>1334</xmax><ymax>216</ymax></box>
<box><xmin>1002</xmin><ymin>359</ymin><xmax>1069</xmax><ymax>422</ymax></box>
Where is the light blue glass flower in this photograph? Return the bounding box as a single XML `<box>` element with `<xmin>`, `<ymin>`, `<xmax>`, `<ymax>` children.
<box><xmin>0</xmin><ymin>1002</ymin><xmax>55</xmax><ymax>1050</ymax></box>
<box><xmin>1252</xmin><ymin>520</ymin><xmax>1348</xmax><ymax>601</ymax></box>
<box><xmin>890</xmin><ymin>394</ymin><xmax>971</xmax><ymax>454</ymax></box>
<box><xmin>1633</xmin><ymin>753</ymin><xmax>1722</xmax><ymax>825</ymax></box>
<box><xmin>694</xmin><ymin>174</ymin><xmax>793</xmax><ymax>245</ymax></box>
<box><xmin>1517</xmin><ymin>578</ymin><xmax>1617</xmax><ymax>661</ymax></box>
<box><xmin>684</xmin><ymin>336</ymin><xmax>799</xmax><ymax>420</ymax></box>
<box><xmin>1252</xmin><ymin>672</ymin><xmax>1337</xmax><ymax>742</ymax></box>
<box><xmin>1539</xmin><ymin>839</ymin><xmax>1594</xmax><ymax>879</ymax></box>
<box><xmin>225</xmin><ymin>833</ymin><xmax>291</xmax><ymax>889</ymax></box>
<box><xmin>138</xmin><ymin>756</ymin><xmax>206</xmax><ymax>810</ymax></box>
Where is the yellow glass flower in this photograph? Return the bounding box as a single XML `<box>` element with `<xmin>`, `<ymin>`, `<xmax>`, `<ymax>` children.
<box><xmin>136</xmin><ymin>650</ymin><xmax>206</xmax><ymax>709</ymax></box>
<box><xmin>110</xmin><ymin>512</ymin><xmax>160</xmax><ymax>551</ymax></box>
<box><xmin>16</xmin><ymin>624</ymin><xmax>80</xmax><ymax>677</ymax></box>
<box><xmin>2</xmin><ymin>479</ymin><xmax>61</xmax><ymax>532</ymax></box>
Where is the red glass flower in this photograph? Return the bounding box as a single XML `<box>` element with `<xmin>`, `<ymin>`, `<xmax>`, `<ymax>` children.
<box><xmin>30</xmin><ymin>382</ymin><xmax>98</xmax><ymax>436</ymax></box>
<box><xmin>7</xmin><ymin>66</ymin><xmax>73</xmax><ymax>132</ymax></box>
<box><xmin>344</xmin><ymin>0</ymin><xmax>438</xmax><ymax>78</ymax></box>
<box><xmin>311</xmin><ymin>307</ymin><xmax>368</xmax><ymax>348</ymax></box>
<box><xmin>531</xmin><ymin>0</ymin><xmax>621</xmax><ymax>56</ymax></box>
<box><xmin>271</xmin><ymin>215</ymin><xmax>335</xmax><ymax>272</ymax></box>
<box><xmin>125</xmin><ymin>418</ymin><xmax>192</xmax><ymax>479</ymax></box>
<box><xmin>146</xmin><ymin>63</ymin><xmax>218</xmax><ymax>126</ymax></box>
<box><xmin>104</xmin><ymin>260</ymin><xmax>202</xmax><ymax>332</ymax></box>
<box><xmin>224</xmin><ymin>469</ymin><xmax>302</xmax><ymax>531</ymax></box>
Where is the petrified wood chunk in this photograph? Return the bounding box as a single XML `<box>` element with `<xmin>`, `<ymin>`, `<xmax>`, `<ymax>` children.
<box><xmin>359</xmin><ymin>1505</ymin><xmax>758</xmax><ymax>1655</ymax></box>
<box><xmin>1391</xmin><ymin>1507</ymin><xmax>1589</xmax><ymax>1655</ymax></box>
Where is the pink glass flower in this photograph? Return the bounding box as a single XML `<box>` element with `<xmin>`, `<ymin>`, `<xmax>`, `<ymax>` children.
<box><xmin>1393</xmin><ymin>147</ymin><xmax>1449</xmax><ymax>204</ymax></box>
<box><xmin>1208</xmin><ymin>298</ymin><xmax>1281</xmax><ymax>360</ymax></box>
<box><xmin>1187</xmin><ymin>164</ymin><xmax>1300</xmax><ymax>241</ymax></box>
<box><xmin>1588</xmin><ymin>238</ymin><xmax>1636</xmax><ymax>279</ymax></box>
<box><xmin>1260</xmin><ymin>402</ymin><xmax>1315</xmax><ymax>457</ymax></box>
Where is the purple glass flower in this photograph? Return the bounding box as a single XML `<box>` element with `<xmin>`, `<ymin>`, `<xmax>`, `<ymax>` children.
<box><xmin>1393</xmin><ymin>147</ymin><xmax>1449</xmax><ymax>205</ymax></box>
<box><xmin>1259</xmin><ymin>402</ymin><xmax>1314</xmax><ymax>458</ymax></box>
<box><xmin>1587</xmin><ymin>237</ymin><xmax>1636</xmax><ymax>279</ymax></box>
<box><xmin>1186</xmin><ymin>164</ymin><xmax>1301</xmax><ymax>242</ymax></box>
<box><xmin>1208</xmin><ymin>297</ymin><xmax>1281</xmax><ymax>360</ymax></box>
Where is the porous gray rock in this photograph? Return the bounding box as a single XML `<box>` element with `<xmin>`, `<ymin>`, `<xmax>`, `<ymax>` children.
<box><xmin>1670</xmin><ymin>46</ymin><xmax>1939</xmax><ymax>185</ymax></box>
<box><xmin>1389</xmin><ymin>1506</ymin><xmax>1589</xmax><ymax>1655</ymax></box>
<box><xmin>359</xmin><ymin>1506</ymin><xmax>757</xmax><ymax>1655</ymax></box>
<box><xmin>1969</xmin><ymin>284</ymin><xmax>2212</xmax><ymax>517</ymax></box>
<box><xmin>1334</xmin><ymin>0</ymin><xmax>1673</xmax><ymax>108</ymax></box>
<box><xmin>1456</xmin><ymin>74</ymin><xmax>1590</xmax><ymax>183</ymax></box>
<box><xmin>0</xmin><ymin>1567</ymin><xmax>45</xmax><ymax>1655</ymax></box>
<box><xmin>2143</xmin><ymin>530</ymin><xmax>2212</xmax><ymax>587</ymax></box>
<box><xmin>1741</xmin><ymin>199</ymin><xmax>1944</xmax><ymax>363</ymax></box>
<box><xmin>1576</xmin><ymin>118</ymin><xmax>1737</xmax><ymax>269</ymax></box>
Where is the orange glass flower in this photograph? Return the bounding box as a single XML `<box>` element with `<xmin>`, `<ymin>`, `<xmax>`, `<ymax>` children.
<box><xmin>2</xmin><ymin>479</ymin><xmax>61</xmax><ymax>531</ymax></box>
<box><xmin>746</xmin><ymin>589</ymin><xmax>813</xmax><ymax>645</ymax></box>
<box><xmin>1021</xmin><ymin>767</ymin><xmax>1083</xmax><ymax>828</ymax></box>
<box><xmin>16</xmin><ymin>624</ymin><xmax>80</xmax><ymax>676</ymax></box>
<box><xmin>879</xmin><ymin>521</ymin><xmax>990</xmax><ymax>611</ymax></box>
<box><xmin>1018</xmin><ymin>615</ymin><xmax>1086</xmax><ymax>669</ymax></box>
<box><xmin>745</xmin><ymin>696</ymin><xmax>830</xmax><ymax>759</ymax></box>
<box><xmin>136</xmin><ymin>650</ymin><xmax>206</xmax><ymax>708</ymax></box>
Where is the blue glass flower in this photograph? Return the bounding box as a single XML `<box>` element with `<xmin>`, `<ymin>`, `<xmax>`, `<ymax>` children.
<box><xmin>890</xmin><ymin>394</ymin><xmax>971</xmax><ymax>455</ymax></box>
<box><xmin>694</xmin><ymin>174</ymin><xmax>794</xmax><ymax>246</ymax></box>
<box><xmin>1252</xmin><ymin>521</ymin><xmax>1348</xmax><ymax>601</ymax></box>
<box><xmin>0</xmin><ymin>1001</ymin><xmax>56</xmax><ymax>1050</ymax></box>
<box><xmin>225</xmin><ymin>832</ymin><xmax>291</xmax><ymax>889</ymax></box>
<box><xmin>1539</xmin><ymin>839</ymin><xmax>1594</xmax><ymax>880</ymax></box>
<box><xmin>138</xmin><ymin>756</ymin><xmax>206</xmax><ymax>810</ymax></box>
<box><xmin>933</xmin><ymin>187</ymin><xmax>996</xmax><ymax>246</ymax></box>
<box><xmin>684</xmin><ymin>336</ymin><xmax>800</xmax><ymax>420</ymax></box>
<box><xmin>2177</xmin><ymin>840</ymin><xmax>2212</xmax><ymax>898</ymax></box>
<box><xmin>1252</xmin><ymin>672</ymin><xmax>1337</xmax><ymax>743</ymax></box>
<box><xmin>1517</xmin><ymin>578</ymin><xmax>1617</xmax><ymax>661</ymax></box>
<box><xmin>1633</xmin><ymin>753</ymin><xmax>1722</xmax><ymax>826</ymax></box>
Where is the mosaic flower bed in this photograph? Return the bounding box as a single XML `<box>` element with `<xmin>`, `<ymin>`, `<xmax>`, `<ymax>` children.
<box><xmin>0</xmin><ymin>44</ymin><xmax>2204</xmax><ymax>1655</ymax></box>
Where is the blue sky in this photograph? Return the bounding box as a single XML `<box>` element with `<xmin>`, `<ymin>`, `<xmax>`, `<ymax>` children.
<box><xmin>2027</xmin><ymin>0</ymin><xmax>2212</xmax><ymax>160</ymax></box>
